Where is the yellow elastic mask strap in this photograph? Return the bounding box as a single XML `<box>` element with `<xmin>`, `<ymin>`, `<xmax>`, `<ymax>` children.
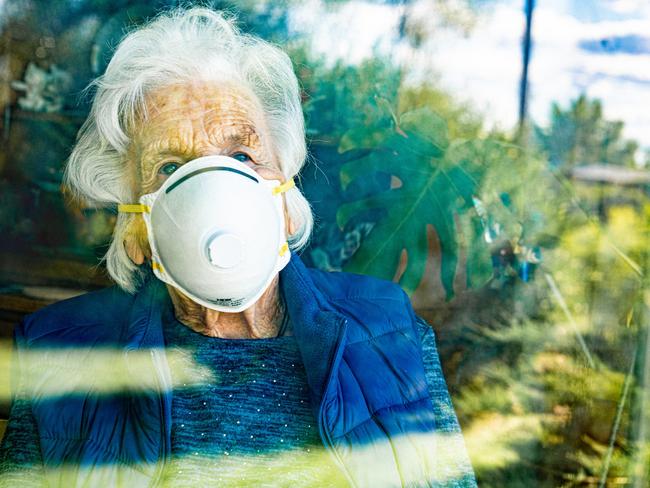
<box><xmin>279</xmin><ymin>242</ymin><xmax>289</xmax><ymax>257</ymax></box>
<box><xmin>152</xmin><ymin>261</ymin><xmax>165</xmax><ymax>274</ymax></box>
<box><xmin>272</xmin><ymin>178</ymin><xmax>295</xmax><ymax>196</ymax></box>
<box><xmin>117</xmin><ymin>204</ymin><xmax>150</xmax><ymax>214</ymax></box>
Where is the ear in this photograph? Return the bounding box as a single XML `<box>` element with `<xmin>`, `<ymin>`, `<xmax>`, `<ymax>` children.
<box><xmin>123</xmin><ymin>215</ymin><xmax>149</xmax><ymax>265</ymax></box>
<box><xmin>255</xmin><ymin>165</ymin><xmax>298</xmax><ymax>238</ymax></box>
<box><xmin>283</xmin><ymin>194</ymin><xmax>297</xmax><ymax>237</ymax></box>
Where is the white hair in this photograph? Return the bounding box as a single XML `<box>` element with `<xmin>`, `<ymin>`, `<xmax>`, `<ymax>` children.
<box><xmin>64</xmin><ymin>7</ymin><xmax>313</xmax><ymax>293</ymax></box>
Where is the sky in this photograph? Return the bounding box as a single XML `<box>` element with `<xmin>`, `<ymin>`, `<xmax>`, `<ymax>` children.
<box><xmin>289</xmin><ymin>0</ymin><xmax>650</xmax><ymax>157</ymax></box>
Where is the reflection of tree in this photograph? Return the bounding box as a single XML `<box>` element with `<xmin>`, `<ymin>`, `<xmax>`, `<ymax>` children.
<box><xmin>295</xmin><ymin>41</ymin><xmax>648</xmax><ymax>486</ymax></box>
<box><xmin>535</xmin><ymin>94</ymin><xmax>639</xmax><ymax>169</ymax></box>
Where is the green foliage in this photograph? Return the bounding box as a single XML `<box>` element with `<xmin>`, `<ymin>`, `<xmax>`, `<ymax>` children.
<box><xmin>295</xmin><ymin>12</ymin><xmax>649</xmax><ymax>488</ymax></box>
<box><xmin>297</xmin><ymin>54</ymin><xmax>403</xmax><ymax>141</ymax></box>
<box><xmin>337</xmin><ymin>107</ymin><xmax>472</xmax><ymax>298</ymax></box>
<box><xmin>335</xmin><ymin>99</ymin><xmax>556</xmax><ymax>299</ymax></box>
<box><xmin>292</xmin><ymin>31</ymin><xmax>648</xmax><ymax>486</ymax></box>
<box><xmin>399</xmin><ymin>84</ymin><xmax>485</xmax><ymax>140</ymax></box>
<box><xmin>535</xmin><ymin>94</ymin><xmax>639</xmax><ymax>168</ymax></box>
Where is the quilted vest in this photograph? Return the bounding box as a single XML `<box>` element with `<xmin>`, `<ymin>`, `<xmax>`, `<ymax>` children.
<box><xmin>14</xmin><ymin>253</ymin><xmax>473</xmax><ymax>487</ymax></box>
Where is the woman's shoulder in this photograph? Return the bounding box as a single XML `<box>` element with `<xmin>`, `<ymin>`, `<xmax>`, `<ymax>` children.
<box><xmin>307</xmin><ymin>267</ymin><xmax>409</xmax><ymax>304</ymax></box>
<box><xmin>306</xmin><ymin>268</ymin><xmax>420</xmax><ymax>341</ymax></box>
<box><xmin>16</xmin><ymin>285</ymin><xmax>134</xmax><ymax>346</ymax></box>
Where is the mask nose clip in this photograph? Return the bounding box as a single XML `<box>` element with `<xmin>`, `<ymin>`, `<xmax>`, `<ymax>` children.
<box><xmin>206</xmin><ymin>232</ymin><xmax>244</xmax><ymax>269</ymax></box>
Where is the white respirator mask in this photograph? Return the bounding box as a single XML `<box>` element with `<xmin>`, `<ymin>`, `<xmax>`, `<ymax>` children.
<box><xmin>118</xmin><ymin>155</ymin><xmax>294</xmax><ymax>312</ymax></box>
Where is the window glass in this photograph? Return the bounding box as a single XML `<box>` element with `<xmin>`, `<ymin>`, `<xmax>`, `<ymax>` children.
<box><xmin>0</xmin><ymin>1</ymin><xmax>648</xmax><ymax>486</ymax></box>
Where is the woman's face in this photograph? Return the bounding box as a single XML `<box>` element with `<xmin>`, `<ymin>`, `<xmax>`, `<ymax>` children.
<box><xmin>128</xmin><ymin>81</ymin><xmax>282</xmax><ymax>195</ymax></box>
<box><xmin>124</xmin><ymin>81</ymin><xmax>290</xmax><ymax>262</ymax></box>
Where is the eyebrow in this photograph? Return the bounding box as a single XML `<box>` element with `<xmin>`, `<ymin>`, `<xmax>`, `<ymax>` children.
<box><xmin>142</xmin><ymin>124</ymin><xmax>261</xmax><ymax>161</ymax></box>
<box><xmin>141</xmin><ymin>138</ymin><xmax>190</xmax><ymax>162</ymax></box>
<box><xmin>209</xmin><ymin>123</ymin><xmax>260</xmax><ymax>148</ymax></box>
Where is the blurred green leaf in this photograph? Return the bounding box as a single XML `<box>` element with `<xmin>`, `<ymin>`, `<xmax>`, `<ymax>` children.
<box><xmin>337</xmin><ymin>107</ymin><xmax>480</xmax><ymax>298</ymax></box>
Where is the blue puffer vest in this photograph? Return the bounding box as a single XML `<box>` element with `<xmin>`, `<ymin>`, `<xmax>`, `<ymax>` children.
<box><xmin>14</xmin><ymin>253</ymin><xmax>474</xmax><ymax>487</ymax></box>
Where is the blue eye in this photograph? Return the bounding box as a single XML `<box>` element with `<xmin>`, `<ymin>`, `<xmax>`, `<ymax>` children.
<box><xmin>159</xmin><ymin>162</ymin><xmax>180</xmax><ymax>176</ymax></box>
<box><xmin>231</xmin><ymin>152</ymin><xmax>253</xmax><ymax>163</ymax></box>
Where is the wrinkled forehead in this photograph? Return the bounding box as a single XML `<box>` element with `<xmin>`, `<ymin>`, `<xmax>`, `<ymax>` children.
<box><xmin>139</xmin><ymin>81</ymin><xmax>264</xmax><ymax>125</ymax></box>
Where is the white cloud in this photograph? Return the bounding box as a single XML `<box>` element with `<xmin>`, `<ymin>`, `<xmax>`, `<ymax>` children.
<box><xmin>289</xmin><ymin>0</ymin><xmax>650</xmax><ymax>149</ymax></box>
<box><xmin>528</xmin><ymin>3</ymin><xmax>650</xmax><ymax>147</ymax></box>
<box><xmin>607</xmin><ymin>0</ymin><xmax>650</xmax><ymax>15</ymax></box>
<box><xmin>419</xmin><ymin>0</ymin><xmax>650</xmax><ymax>148</ymax></box>
<box><xmin>289</xmin><ymin>0</ymin><xmax>402</xmax><ymax>65</ymax></box>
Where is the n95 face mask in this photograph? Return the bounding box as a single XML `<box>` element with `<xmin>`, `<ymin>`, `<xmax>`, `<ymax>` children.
<box><xmin>118</xmin><ymin>155</ymin><xmax>294</xmax><ymax>313</ymax></box>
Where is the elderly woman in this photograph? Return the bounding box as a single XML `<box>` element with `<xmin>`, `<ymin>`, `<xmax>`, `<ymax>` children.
<box><xmin>0</xmin><ymin>7</ymin><xmax>475</xmax><ymax>488</ymax></box>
